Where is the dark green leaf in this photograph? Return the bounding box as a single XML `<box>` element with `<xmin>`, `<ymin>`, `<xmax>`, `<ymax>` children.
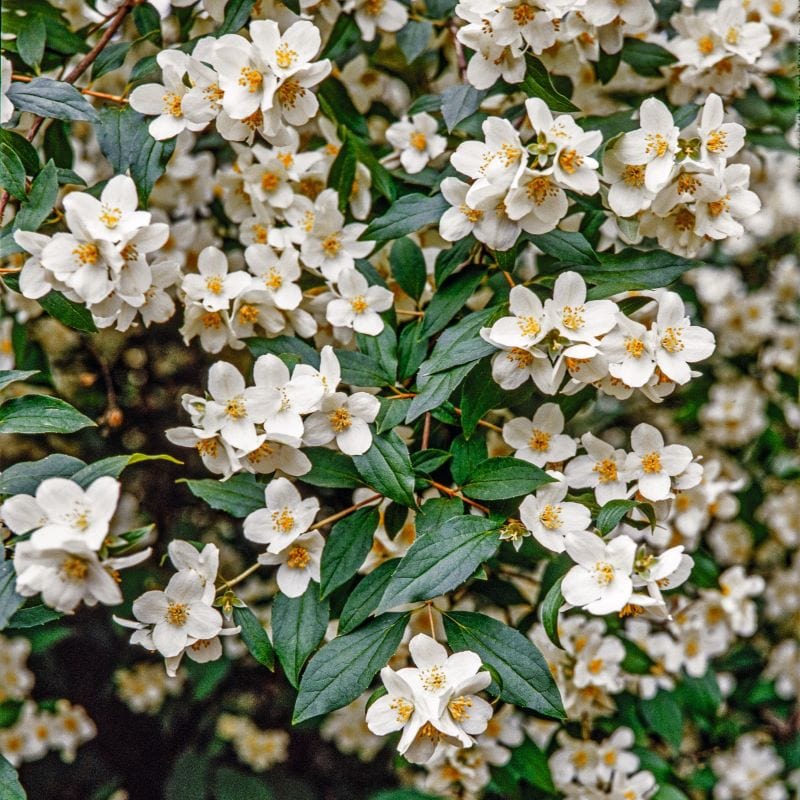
<box><xmin>441</xmin><ymin>84</ymin><xmax>486</xmax><ymax>132</ymax></box>
<box><xmin>376</xmin><ymin>397</ymin><xmax>411</xmax><ymax>434</ymax></box>
<box><xmin>247</xmin><ymin>335</ymin><xmax>320</xmax><ymax>367</ymax></box>
<box><xmin>335</xmin><ymin>349</ymin><xmax>391</xmax><ymax>387</ymax></box>
<box><xmin>639</xmin><ymin>690</ymin><xmax>683</xmax><ymax>750</ymax></box>
<box><xmin>390</xmin><ymin>237</ymin><xmax>427</xmax><ymax>301</ymax></box>
<box><xmin>353</xmin><ymin>432</ymin><xmax>416</xmax><ymax>508</ymax></box>
<box><xmin>213</xmin><ymin>767</ymin><xmax>270</xmax><ymax>800</ymax></box>
<box><xmin>450</xmin><ymin>433</ymin><xmax>487</xmax><ymax>485</ymax></box>
<box><xmin>293</xmin><ymin>612</ymin><xmax>409</xmax><ymax>723</ymax></box>
<box><xmin>232</xmin><ymin>604</ymin><xmax>274</xmax><ymax>670</ymax></box>
<box><xmin>91</xmin><ymin>41</ymin><xmax>132</xmax><ymax>80</ymax></box>
<box><xmin>596</xmin><ymin>48</ymin><xmax>621</xmax><ymax>84</ymax></box>
<box><xmin>0</xmin><ymin>143</ymin><xmax>26</xmax><ymax>201</ymax></box>
<box><xmin>397</xmin><ymin>319</ymin><xmax>428</xmax><ymax>381</ymax></box>
<box><xmin>357</xmin><ymin>325</ymin><xmax>397</xmax><ymax>384</ymax></box>
<box><xmin>443</xmin><ymin>611</ymin><xmax>565</xmax><ymax>718</ymax></box>
<box><xmin>0</xmin><ymin>395</ymin><xmax>95</xmax><ymax>435</ymax></box>
<box><xmin>320</xmin><ymin>506</ymin><xmax>380</xmax><ymax>598</ymax></box>
<box><xmin>522</xmin><ymin>55</ymin><xmax>578</xmax><ymax>113</ymax></box>
<box><xmin>6</xmin><ymin>78</ymin><xmax>98</xmax><ymax>121</ymax></box>
<box><xmin>459</xmin><ymin>359</ymin><xmax>505</xmax><ymax>437</ymax></box>
<box><xmin>328</xmin><ymin>130</ymin><xmax>358</xmax><ymax>212</ymax></box>
<box><xmin>14</xmin><ymin>160</ymin><xmax>58</xmax><ymax>231</ymax></box>
<box><xmin>0</xmin><ymin>561</ymin><xmax>24</xmax><ymax>632</ymax></box>
<box><xmin>70</xmin><ymin>452</ymin><xmax>181</xmax><ymax>486</ymax></box>
<box><xmin>165</xmin><ymin>750</ymin><xmax>209</xmax><ymax>800</ymax></box>
<box><xmin>435</xmin><ymin>235</ymin><xmax>474</xmax><ymax>284</ymax></box>
<box><xmin>318</xmin><ymin>78</ymin><xmax>369</xmax><ymax>137</ymax></box>
<box><xmin>6</xmin><ymin>605</ymin><xmax>63</xmax><ymax>629</ymax></box>
<box><xmin>462</xmin><ymin>457</ymin><xmax>554</xmax><ymax>500</ymax></box>
<box><xmin>133</xmin><ymin>3</ymin><xmax>161</xmax><ymax>38</ymax></box>
<box><xmin>539</xmin><ymin>576</ymin><xmax>564</xmax><ymax>649</ymax></box>
<box><xmin>507</xmin><ymin>736</ymin><xmax>556</xmax><ymax>793</ymax></box>
<box><xmin>272</xmin><ymin>586</ymin><xmax>330</xmax><ymax>687</ymax></box>
<box><xmin>375</xmin><ymin>516</ymin><xmax>500</xmax><ymax>613</ymax></box>
<box><xmin>579</xmin><ymin>249</ymin><xmax>697</xmax><ymax>298</ymax></box>
<box><xmin>362</xmin><ymin>193</ymin><xmax>449</xmax><ymax>242</ymax></box>
<box><xmin>0</xmin><ymin>130</ymin><xmax>40</xmax><ymax>176</ymax></box>
<box><xmin>0</xmin><ymin>370</ymin><xmax>39</xmax><ymax>390</ymax></box>
<box><xmin>0</xmin><ymin>454</ymin><xmax>85</xmax><ymax>496</ymax></box>
<box><xmin>406</xmin><ymin>361</ymin><xmax>476</xmax><ymax>424</ymax></box>
<box><xmin>38</xmin><ymin>290</ymin><xmax>98</xmax><ymax>332</ymax></box>
<box><xmin>216</xmin><ymin>0</ymin><xmax>256</xmax><ymax>35</ymax></box>
<box><xmin>411</xmin><ymin>448</ymin><xmax>451</xmax><ymax>475</ymax></box>
<box><xmin>299</xmin><ymin>448</ymin><xmax>363</xmax><ymax>489</ymax></box>
<box><xmin>529</xmin><ymin>229</ymin><xmax>598</xmax><ymax>265</ymax></box>
<box><xmin>397</xmin><ymin>20</ymin><xmax>433</xmax><ymax>65</ymax></box>
<box><xmin>352</xmin><ymin>137</ymin><xmax>397</xmax><ymax>201</ymax></box>
<box><xmin>338</xmin><ymin>558</ymin><xmax>400</xmax><ymax>634</ymax></box>
<box><xmin>182</xmin><ymin>473</ymin><xmax>264</xmax><ymax>517</ymax></box>
<box><xmin>414</xmin><ymin>497</ymin><xmax>463</xmax><ymax>537</ymax></box>
<box><xmin>421</xmin><ymin>268</ymin><xmax>483</xmax><ymax>336</ymax></box>
<box><xmin>418</xmin><ymin>307</ymin><xmax>497</xmax><ymax>376</ymax></box>
<box><xmin>620</xmin><ymin>40</ymin><xmax>676</xmax><ymax>77</ymax></box>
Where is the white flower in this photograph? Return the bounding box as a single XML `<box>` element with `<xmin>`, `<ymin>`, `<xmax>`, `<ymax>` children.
<box><xmin>544</xmin><ymin>271</ymin><xmax>617</xmax><ymax>345</ymax></box>
<box><xmin>346</xmin><ymin>0</ymin><xmax>408</xmax><ymax>42</ymax></box>
<box><xmin>165</xmin><ymin>427</ymin><xmax>239</xmax><ymax>478</ymax></box>
<box><xmin>202</xmin><ymin>361</ymin><xmax>271</xmax><ymax>452</ymax></box>
<box><xmin>599</xmin><ymin>314</ymin><xmax>657</xmax><ymax>388</ymax></box>
<box><xmin>616</xmin><ymin>98</ymin><xmax>679</xmax><ymax>193</ymax></box>
<box><xmin>624</xmin><ymin>423</ymin><xmax>694</xmax><ymax>502</ymax></box>
<box><xmin>243</xmin><ymin>477</ymin><xmax>320</xmax><ymax>554</ymax></box>
<box><xmin>366</xmin><ymin>633</ymin><xmax>492</xmax><ymax>765</ymax></box>
<box><xmin>1</xmin><ymin>56</ymin><xmax>14</xmax><ymax>124</ymax></box>
<box><xmin>211</xmin><ymin>32</ymin><xmax>278</xmax><ymax>120</ymax></box>
<box><xmin>303</xmin><ymin>391</ymin><xmax>380</xmax><ymax>455</ymax></box>
<box><xmin>182</xmin><ymin>246</ymin><xmax>251</xmax><ymax>312</ymax></box>
<box><xmin>258</xmin><ymin>531</ymin><xmax>324</xmax><ymax>597</ymax></box>
<box><xmin>564</xmin><ymin>433</ymin><xmax>628</xmax><ymax>506</ymax></box>
<box><xmin>486</xmin><ymin>285</ymin><xmax>549</xmax><ymax>351</ymax></box>
<box><xmin>132</xmin><ymin>571</ymin><xmax>223</xmax><ymax>658</ymax></box>
<box><xmin>244</xmin><ymin>244</ymin><xmax>302</xmax><ymax>310</ymax></box>
<box><xmin>129</xmin><ymin>50</ymin><xmax>207</xmax><ymax>140</ymax></box>
<box><xmin>561</xmin><ymin>531</ymin><xmax>636</xmax><ymax>614</ymax></box>
<box><xmin>652</xmin><ymin>291</ymin><xmax>715</xmax><ymax>384</ymax></box>
<box><xmin>450</xmin><ymin>117</ymin><xmax>525</xmax><ymax>190</ymax></box>
<box><xmin>326</xmin><ymin>269</ymin><xmax>394</xmax><ymax>336</ymax></box>
<box><xmin>604</xmin><ymin>147</ymin><xmax>654</xmax><ymax>218</ymax></box>
<box><xmin>167</xmin><ymin>541</ymin><xmax>219</xmax><ymax>603</ymax></box>
<box><xmin>502</xmin><ymin>403</ymin><xmax>576</xmax><ymax>467</ymax></box>
<box><xmin>385</xmin><ymin>113</ymin><xmax>447</xmax><ymax>175</ymax></box>
<box><xmin>696</xmin><ymin>93</ymin><xmax>746</xmax><ymax>166</ymax></box>
<box><xmin>633</xmin><ymin>545</ymin><xmax>693</xmax><ymax>608</ymax></box>
<box><xmin>252</xmin><ymin>353</ymin><xmax>325</xmax><ymax>440</ymax></box>
<box><xmin>519</xmin><ymin>481</ymin><xmax>592</xmax><ymax>553</ymax></box>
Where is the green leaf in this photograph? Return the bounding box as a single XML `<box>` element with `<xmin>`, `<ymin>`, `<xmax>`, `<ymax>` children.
<box><xmin>390</xmin><ymin>237</ymin><xmax>427</xmax><ymax>301</ymax></box>
<box><xmin>442</xmin><ymin>611</ymin><xmax>565</xmax><ymax>719</ymax></box>
<box><xmin>362</xmin><ymin>193</ymin><xmax>449</xmax><ymax>242</ymax></box>
<box><xmin>320</xmin><ymin>506</ymin><xmax>380</xmax><ymax>599</ymax></box>
<box><xmin>357</xmin><ymin>325</ymin><xmax>398</xmax><ymax>384</ymax></box>
<box><xmin>165</xmin><ymin>750</ymin><xmax>210</xmax><ymax>800</ymax></box>
<box><xmin>0</xmin><ymin>130</ymin><xmax>40</xmax><ymax>176</ymax></box>
<box><xmin>272</xmin><ymin>585</ymin><xmax>329</xmax><ymax>687</ymax></box>
<box><xmin>216</xmin><ymin>0</ymin><xmax>256</xmax><ymax>35</ymax></box>
<box><xmin>320</xmin><ymin>14</ymin><xmax>360</xmax><ymax>60</ymax></box>
<box><xmin>247</xmin><ymin>334</ymin><xmax>320</xmax><ymax>367</ymax></box>
<box><xmin>0</xmin><ymin>143</ymin><xmax>26</xmax><ymax>201</ymax></box>
<box><xmin>397</xmin><ymin>319</ymin><xmax>429</xmax><ymax>381</ymax></box>
<box><xmin>578</xmin><ymin>249</ymin><xmax>697</xmax><ymax>298</ymax></box>
<box><xmin>0</xmin><ymin>560</ymin><xmax>24</xmax><ymax>632</ymax></box>
<box><xmin>506</xmin><ymin>736</ymin><xmax>556</xmax><ymax>794</ymax></box>
<box><xmin>529</xmin><ymin>229</ymin><xmax>599</xmax><ymax>265</ymax></box>
<box><xmin>418</xmin><ymin>308</ymin><xmax>496</xmax><ymax>377</ymax></box>
<box><xmin>397</xmin><ymin>19</ymin><xmax>433</xmax><ymax>64</ymax></box>
<box><xmin>0</xmin><ymin>395</ymin><xmax>94</xmax><ymax>435</ymax></box>
<box><xmin>232</xmin><ymin>604</ymin><xmax>274</xmax><ymax>670</ymax></box>
<box><xmin>318</xmin><ymin>78</ymin><xmax>369</xmax><ymax>137</ymax></box>
<box><xmin>70</xmin><ymin>452</ymin><xmax>181</xmax><ymax>486</ymax></box>
<box><xmin>6</xmin><ymin>78</ymin><xmax>98</xmax><ymax>121</ymax></box>
<box><xmin>461</xmin><ymin>457</ymin><xmax>554</xmax><ymax>500</ymax></box>
<box><xmin>596</xmin><ymin>498</ymin><xmax>656</xmax><ymax>534</ymax></box>
<box><xmin>621</xmin><ymin>39</ymin><xmax>676</xmax><ymax>77</ymax></box>
<box><xmin>375</xmin><ymin>516</ymin><xmax>500</xmax><ymax>613</ymax></box>
<box><xmin>596</xmin><ymin>48</ymin><xmax>621</xmax><ymax>84</ymax></box>
<box><xmin>300</xmin><ymin>447</ymin><xmax>363</xmax><ymax>489</ymax></box>
<box><xmin>95</xmin><ymin>105</ymin><xmax>176</xmax><ymax>205</ymax></box>
<box><xmin>450</xmin><ymin>433</ymin><xmax>487</xmax><ymax>485</ymax></box>
<box><xmin>0</xmin><ymin>370</ymin><xmax>39</xmax><ymax>390</ymax></box>
<box><xmin>411</xmin><ymin>449</ymin><xmax>451</xmax><ymax>476</ymax></box>
<box><xmin>620</xmin><ymin>637</ymin><xmax>653</xmax><ymax>674</ymax></box>
<box><xmin>352</xmin><ymin>137</ymin><xmax>397</xmax><ymax>201</ymax></box>
<box><xmin>421</xmin><ymin>268</ymin><xmax>483</xmax><ymax>337</ymax></box>
<box><xmin>6</xmin><ymin>604</ymin><xmax>62</xmax><ymax>629</ymax></box>
<box><xmin>182</xmin><ymin>473</ymin><xmax>265</xmax><ymax>517</ymax></box>
<box><xmin>639</xmin><ymin>690</ymin><xmax>683</xmax><ymax>750</ymax></box>
<box><xmin>539</xmin><ymin>576</ymin><xmax>564</xmax><ymax>649</ymax></box>
<box><xmin>328</xmin><ymin>130</ymin><xmax>358</xmax><ymax>212</ymax></box>
<box><xmin>14</xmin><ymin>160</ymin><xmax>58</xmax><ymax>231</ymax></box>
<box><xmin>441</xmin><ymin>84</ymin><xmax>486</xmax><ymax>132</ymax></box>
<box><xmin>91</xmin><ymin>41</ymin><xmax>132</xmax><ymax>80</ymax></box>
<box><xmin>652</xmin><ymin>787</ymin><xmax>690</xmax><ymax>800</ymax></box>
<box><xmin>293</xmin><ymin>612</ymin><xmax>409</xmax><ymax>723</ymax></box>
<box><xmin>338</xmin><ymin>558</ymin><xmax>400</xmax><ymax>634</ymax></box>
<box><xmin>435</xmin><ymin>235</ymin><xmax>474</xmax><ymax>285</ymax></box>
<box><xmin>521</xmin><ymin>55</ymin><xmax>578</xmax><ymax>113</ymax></box>
<box><xmin>133</xmin><ymin>3</ymin><xmax>161</xmax><ymax>39</ymax></box>
<box><xmin>353</xmin><ymin>432</ymin><xmax>416</xmax><ymax>508</ymax></box>
<box><xmin>213</xmin><ymin>767</ymin><xmax>270</xmax><ymax>800</ymax></box>
<box><xmin>415</xmin><ymin>497</ymin><xmax>464</xmax><ymax>537</ymax></box>
<box><xmin>0</xmin><ymin>754</ymin><xmax>26</xmax><ymax>800</ymax></box>
<box><xmin>335</xmin><ymin>350</ymin><xmax>391</xmax><ymax>387</ymax></box>
<box><xmin>406</xmin><ymin>361</ymin><xmax>476</xmax><ymax>424</ymax></box>
<box><xmin>38</xmin><ymin>289</ymin><xmax>98</xmax><ymax>332</ymax></box>
<box><xmin>459</xmin><ymin>359</ymin><xmax>505</xmax><ymax>437</ymax></box>
<box><xmin>0</xmin><ymin>454</ymin><xmax>85</xmax><ymax>496</ymax></box>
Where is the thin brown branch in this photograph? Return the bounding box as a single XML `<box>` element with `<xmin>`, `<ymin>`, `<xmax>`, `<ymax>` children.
<box><xmin>11</xmin><ymin>74</ymin><xmax>128</xmax><ymax>104</ymax></box>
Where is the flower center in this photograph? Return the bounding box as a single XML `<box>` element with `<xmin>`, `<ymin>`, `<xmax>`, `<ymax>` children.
<box><xmin>202</xmin><ymin>312</ymin><xmax>222</xmax><ymax>329</ymax></box>
<box><xmin>593</xmin><ymin>458</ymin><xmax>618</xmax><ymax>482</ymax></box>
<box><xmin>277</xmin><ymin>79</ymin><xmax>306</xmax><ymax>108</ymax></box>
<box><xmin>99</xmin><ymin>206</ymin><xmax>122</xmax><ymax>227</ymax></box>
<box><xmin>410</xmin><ymin>131</ymin><xmax>427</xmax><ymax>151</ymax></box>
<box><xmin>513</xmin><ymin>3</ymin><xmax>536</xmax><ymax>25</ymax></box>
<box><xmin>420</xmin><ymin>665</ymin><xmax>448</xmax><ymax>692</ymax></box>
<box><xmin>707</xmin><ymin>196</ymin><xmax>730</xmax><ymax>217</ymax></box>
<box><xmin>641</xmin><ymin>451</ymin><xmax>662</xmax><ymax>473</ymax></box>
<box><xmin>166</xmin><ymin>602</ymin><xmax>188</xmax><ymax>625</ymax></box>
<box><xmin>206</xmin><ymin>276</ymin><xmax>224</xmax><ymax>294</ymax></box>
<box><xmin>593</xmin><ymin>561</ymin><xmax>615</xmax><ymax>586</ymax></box>
<box><xmin>328</xmin><ymin>407</ymin><xmax>352</xmax><ymax>432</ymax></box>
<box><xmin>225</xmin><ymin>397</ymin><xmax>247</xmax><ymax>419</ymax></box>
<box><xmin>246</xmin><ymin>440</ymin><xmax>275</xmax><ymax>463</ymax></box>
<box><xmin>274</xmin><ymin>43</ymin><xmax>298</xmax><ymax>70</ymax></box>
<box><xmin>286</xmin><ymin>545</ymin><xmax>310</xmax><ymax>569</ymax></box>
<box><xmin>697</xmin><ymin>35</ymin><xmax>715</xmax><ymax>54</ymax></box>
<box><xmin>238</xmin><ymin>304</ymin><xmax>260</xmax><ymax>324</ymax></box>
<box><xmin>561</xmin><ymin>305</ymin><xmax>585</xmax><ymax>331</ymax></box>
<box><xmin>162</xmin><ymin>92</ymin><xmax>183</xmax><ymax>117</ymax></box>
<box><xmin>674</xmin><ymin>208</ymin><xmax>696</xmax><ymax>231</ymax></box>
<box><xmin>660</xmin><ymin>326</ymin><xmax>685</xmax><ymax>353</ymax></box>
<box><xmin>272</xmin><ymin>508</ymin><xmax>295</xmax><ymax>533</ymax></box>
<box><xmin>238</xmin><ymin>67</ymin><xmax>263</xmax><ymax>93</ymax></box>
<box><xmin>62</xmin><ymin>556</ymin><xmax>89</xmax><ymax>581</ymax></box>
<box><xmin>526</xmin><ymin>175</ymin><xmax>558</xmax><ymax>205</ymax></box>
<box><xmin>558</xmin><ymin>148</ymin><xmax>584</xmax><ymax>174</ymax></box>
<box><xmin>390</xmin><ymin>697</ymin><xmax>414</xmax><ymax>722</ymax></box>
<box><xmin>624</xmin><ymin>337</ymin><xmax>646</xmax><ymax>358</ymax></box>
<box><xmin>622</xmin><ymin>164</ymin><xmax>645</xmax><ymax>187</ymax></box>
<box><xmin>264</xmin><ymin>268</ymin><xmax>283</xmax><ymax>290</ymax></box>
<box><xmin>364</xmin><ymin>0</ymin><xmax>385</xmax><ymax>16</ymax></box>
<box><xmin>588</xmin><ymin>658</ymin><xmax>604</xmax><ymax>674</ymax></box>
<box><xmin>706</xmin><ymin>129</ymin><xmax>727</xmax><ymax>153</ymax></box>
<box><xmin>261</xmin><ymin>171</ymin><xmax>280</xmax><ymax>191</ymax></box>
<box><xmin>73</xmin><ymin>243</ymin><xmax>99</xmax><ymax>265</ymax></box>
<box><xmin>508</xmin><ymin>348</ymin><xmax>533</xmax><ymax>368</ymax></box>
<box><xmin>350</xmin><ymin>295</ymin><xmax>368</xmax><ymax>314</ymax></box>
<box><xmin>196</xmin><ymin>438</ymin><xmax>218</xmax><ymax>457</ymax></box>
<box><xmin>528</xmin><ymin>428</ymin><xmax>551</xmax><ymax>451</ymax></box>
<box><xmin>539</xmin><ymin>504</ymin><xmax>562</xmax><ymax>530</ymax></box>
<box><xmin>252</xmin><ymin>224</ymin><xmax>268</xmax><ymax>243</ymax></box>
<box><xmin>321</xmin><ymin>233</ymin><xmax>342</xmax><ymax>257</ymax></box>
<box><xmin>644</xmin><ymin>133</ymin><xmax>669</xmax><ymax>158</ymax></box>
<box><xmin>448</xmin><ymin>696</ymin><xmax>473</xmax><ymax>721</ymax></box>
<box><xmin>518</xmin><ymin>316</ymin><xmax>541</xmax><ymax>337</ymax></box>
<box><xmin>459</xmin><ymin>204</ymin><xmax>483</xmax><ymax>223</ymax></box>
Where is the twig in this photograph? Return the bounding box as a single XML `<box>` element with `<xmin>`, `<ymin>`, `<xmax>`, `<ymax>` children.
<box><xmin>421</xmin><ymin>412</ymin><xmax>432</xmax><ymax>450</ymax></box>
<box><xmin>449</xmin><ymin>20</ymin><xmax>468</xmax><ymax>81</ymax></box>
<box><xmin>11</xmin><ymin>74</ymin><xmax>128</xmax><ymax>105</ymax></box>
<box><xmin>426</xmin><ymin>478</ymin><xmax>491</xmax><ymax>514</ymax></box>
<box><xmin>451</xmin><ymin>406</ymin><xmax>503</xmax><ymax>433</ymax></box>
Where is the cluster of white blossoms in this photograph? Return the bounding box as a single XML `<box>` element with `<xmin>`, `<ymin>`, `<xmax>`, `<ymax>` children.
<box><xmin>441</xmin><ymin>99</ymin><xmax>603</xmax><ymax>249</ymax></box>
<box><xmin>12</xmin><ymin>176</ymin><xmax>182</xmax><ymax>332</ymax></box>
<box><xmin>0</xmin><ymin>635</ymin><xmax>96</xmax><ymax>767</ymax></box>
<box><xmin>605</xmin><ymin>95</ymin><xmax>760</xmax><ymax>256</ymax></box>
<box><xmin>130</xmin><ymin>21</ymin><xmax>331</xmax><ymax>145</ymax></box>
<box><xmin>550</xmin><ymin>728</ymin><xmax>656</xmax><ymax>800</ymax></box>
<box><xmin>710</xmin><ymin>733</ymin><xmax>789</xmax><ymax>800</ymax></box>
<box><xmin>454</xmin><ymin>0</ymin><xmax>656</xmax><ymax>89</ymax></box>
<box><xmin>366</xmin><ymin>633</ymin><xmax>494</xmax><ymax>765</ymax></box>
<box><xmin>115</xmin><ymin>541</ymin><xmax>235</xmax><ymax>676</ymax></box>
<box><xmin>0</xmin><ymin>476</ymin><xmax>151</xmax><ymax>613</ymax></box>
<box><xmin>216</xmin><ymin>714</ymin><xmax>290</xmax><ymax>773</ymax></box>
<box><xmin>482</xmin><ymin>272</ymin><xmax>716</xmax><ymax>400</ymax></box>
<box><xmin>166</xmin><ymin>347</ymin><xmax>379</xmax><ymax>477</ymax></box>
<box><xmin>114</xmin><ymin>660</ymin><xmax>185</xmax><ymax>715</ymax></box>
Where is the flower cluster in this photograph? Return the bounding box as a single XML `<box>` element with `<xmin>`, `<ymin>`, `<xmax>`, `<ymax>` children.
<box><xmin>0</xmin><ymin>476</ymin><xmax>150</xmax><ymax>613</ymax></box>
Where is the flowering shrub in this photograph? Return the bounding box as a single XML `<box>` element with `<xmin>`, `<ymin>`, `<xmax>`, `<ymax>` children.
<box><xmin>0</xmin><ymin>0</ymin><xmax>797</xmax><ymax>798</ymax></box>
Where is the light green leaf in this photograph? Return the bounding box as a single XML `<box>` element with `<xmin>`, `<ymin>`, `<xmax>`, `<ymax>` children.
<box><xmin>320</xmin><ymin>506</ymin><xmax>380</xmax><ymax>598</ymax></box>
<box><xmin>353</xmin><ymin>432</ymin><xmax>416</xmax><ymax>508</ymax></box>
<box><xmin>293</xmin><ymin>612</ymin><xmax>410</xmax><ymax>723</ymax></box>
<box><xmin>232</xmin><ymin>604</ymin><xmax>274</xmax><ymax>670</ymax></box>
<box><xmin>397</xmin><ymin>19</ymin><xmax>433</xmax><ymax>64</ymax></box>
<box><xmin>0</xmin><ymin>370</ymin><xmax>39</xmax><ymax>390</ymax></box>
<box><xmin>0</xmin><ymin>754</ymin><xmax>26</xmax><ymax>800</ymax></box>
<box><xmin>441</xmin><ymin>84</ymin><xmax>486</xmax><ymax>133</ymax></box>
<box><xmin>375</xmin><ymin>516</ymin><xmax>500</xmax><ymax>613</ymax></box>
<box><xmin>6</xmin><ymin>604</ymin><xmax>62</xmax><ymax>629</ymax></box>
<box><xmin>442</xmin><ymin>610</ymin><xmax>565</xmax><ymax>719</ymax></box>
<box><xmin>272</xmin><ymin>585</ymin><xmax>329</xmax><ymax>687</ymax></box>
<box><xmin>0</xmin><ymin>395</ymin><xmax>95</xmax><ymax>435</ymax></box>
